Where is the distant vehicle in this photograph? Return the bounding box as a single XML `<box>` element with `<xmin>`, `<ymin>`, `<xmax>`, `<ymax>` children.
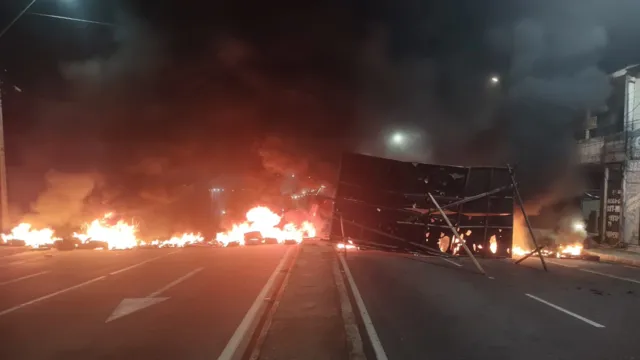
<box><xmin>283</xmin><ymin>239</ymin><xmax>298</xmax><ymax>245</ymax></box>
<box><xmin>244</xmin><ymin>231</ymin><xmax>264</xmax><ymax>245</ymax></box>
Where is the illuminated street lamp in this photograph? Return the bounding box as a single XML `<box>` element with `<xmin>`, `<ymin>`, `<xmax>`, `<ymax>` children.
<box><xmin>489</xmin><ymin>75</ymin><xmax>500</xmax><ymax>85</ymax></box>
<box><xmin>391</xmin><ymin>132</ymin><xmax>405</xmax><ymax>146</ymax></box>
<box><xmin>0</xmin><ymin>1</ymin><xmax>114</xmax><ymax>232</ymax></box>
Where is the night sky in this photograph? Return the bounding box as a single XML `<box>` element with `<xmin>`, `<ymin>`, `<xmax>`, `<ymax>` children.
<box><xmin>1</xmin><ymin>0</ymin><xmax>640</xmax><ymax>235</ymax></box>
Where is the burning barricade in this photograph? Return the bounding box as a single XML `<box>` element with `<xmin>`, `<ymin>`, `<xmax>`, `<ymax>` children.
<box><xmin>510</xmin><ymin>215</ymin><xmax>586</xmax><ymax>259</ymax></box>
<box><xmin>215</xmin><ymin>206</ymin><xmax>316</xmax><ymax>247</ymax></box>
<box><xmin>1</xmin><ymin>223</ymin><xmax>60</xmax><ymax>248</ymax></box>
<box><xmin>73</xmin><ymin>213</ymin><xmax>138</xmax><ymax>250</ymax></box>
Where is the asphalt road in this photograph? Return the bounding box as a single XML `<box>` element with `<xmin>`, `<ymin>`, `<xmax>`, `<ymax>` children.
<box><xmin>0</xmin><ymin>245</ymin><xmax>292</xmax><ymax>360</ymax></box>
<box><xmin>342</xmin><ymin>250</ymin><xmax>640</xmax><ymax>360</ymax></box>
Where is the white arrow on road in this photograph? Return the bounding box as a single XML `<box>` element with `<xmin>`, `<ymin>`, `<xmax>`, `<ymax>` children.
<box><xmin>106</xmin><ymin>267</ymin><xmax>204</xmax><ymax>323</ymax></box>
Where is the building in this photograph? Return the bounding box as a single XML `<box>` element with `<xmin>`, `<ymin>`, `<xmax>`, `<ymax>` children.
<box><xmin>576</xmin><ymin>64</ymin><xmax>640</xmax><ymax>248</ymax></box>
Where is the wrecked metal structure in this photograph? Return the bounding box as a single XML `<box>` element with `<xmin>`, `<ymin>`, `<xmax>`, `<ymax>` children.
<box><xmin>331</xmin><ymin>152</ymin><xmax>516</xmax><ymax>257</ymax></box>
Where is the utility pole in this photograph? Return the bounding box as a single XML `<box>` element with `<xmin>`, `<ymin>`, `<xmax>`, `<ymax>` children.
<box><xmin>0</xmin><ymin>1</ymin><xmax>114</xmax><ymax>232</ymax></box>
<box><xmin>0</xmin><ymin>84</ymin><xmax>9</xmax><ymax>231</ymax></box>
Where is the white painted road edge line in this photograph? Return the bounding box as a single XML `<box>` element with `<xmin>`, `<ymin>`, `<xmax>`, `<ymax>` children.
<box><xmin>580</xmin><ymin>268</ymin><xmax>640</xmax><ymax>285</ymax></box>
<box><xmin>546</xmin><ymin>260</ymin><xmax>578</xmax><ymax>268</ymax></box>
<box><xmin>339</xmin><ymin>254</ymin><xmax>389</xmax><ymax>360</ymax></box>
<box><xmin>217</xmin><ymin>247</ymin><xmax>293</xmax><ymax>360</ymax></box>
<box><xmin>333</xmin><ymin>257</ymin><xmax>366</xmax><ymax>360</ymax></box>
<box><xmin>0</xmin><ymin>271</ymin><xmax>50</xmax><ymax>286</ymax></box>
<box><xmin>0</xmin><ymin>276</ymin><xmax>106</xmax><ymax>317</ymax></box>
<box><xmin>109</xmin><ymin>250</ymin><xmax>180</xmax><ymax>275</ymax></box>
<box><xmin>440</xmin><ymin>257</ymin><xmax>463</xmax><ymax>267</ymax></box>
<box><xmin>525</xmin><ymin>293</ymin><xmax>605</xmax><ymax>328</ymax></box>
<box><xmin>148</xmin><ymin>267</ymin><xmax>203</xmax><ymax>298</ymax></box>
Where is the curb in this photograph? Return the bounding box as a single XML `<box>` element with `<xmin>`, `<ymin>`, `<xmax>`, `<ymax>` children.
<box><xmin>583</xmin><ymin>250</ymin><xmax>640</xmax><ymax>268</ymax></box>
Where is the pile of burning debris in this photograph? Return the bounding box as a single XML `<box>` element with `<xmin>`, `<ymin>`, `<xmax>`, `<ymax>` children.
<box><xmin>511</xmin><ymin>218</ymin><xmax>588</xmax><ymax>260</ymax></box>
<box><xmin>0</xmin><ymin>206</ymin><xmax>317</xmax><ymax>251</ymax></box>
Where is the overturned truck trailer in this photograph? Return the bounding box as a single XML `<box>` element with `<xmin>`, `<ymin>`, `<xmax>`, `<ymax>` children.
<box><xmin>331</xmin><ymin>152</ymin><xmax>515</xmax><ymax>258</ymax></box>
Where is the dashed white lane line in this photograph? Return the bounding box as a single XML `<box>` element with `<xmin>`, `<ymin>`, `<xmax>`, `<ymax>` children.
<box><xmin>579</xmin><ymin>268</ymin><xmax>640</xmax><ymax>285</ymax></box>
<box><xmin>339</xmin><ymin>254</ymin><xmax>389</xmax><ymax>360</ymax></box>
<box><xmin>148</xmin><ymin>267</ymin><xmax>203</xmax><ymax>298</ymax></box>
<box><xmin>108</xmin><ymin>250</ymin><xmax>180</xmax><ymax>275</ymax></box>
<box><xmin>0</xmin><ymin>271</ymin><xmax>50</xmax><ymax>286</ymax></box>
<box><xmin>439</xmin><ymin>257</ymin><xmax>463</xmax><ymax>267</ymax></box>
<box><xmin>0</xmin><ymin>276</ymin><xmax>106</xmax><ymax>317</ymax></box>
<box><xmin>525</xmin><ymin>293</ymin><xmax>605</xmax><ymax>328</ymax></box>
<box><xmin>0</xmin><ymin>251</ymin><xmax>183</xmax><ymax>317</ymax></box>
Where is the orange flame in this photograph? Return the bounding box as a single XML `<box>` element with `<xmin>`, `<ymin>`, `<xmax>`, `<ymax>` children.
<box><xmin>73</xmin><ymin>213</ymin><xmax>138</xmax><ymax>250</ymax></box>
<box><xmin>1</xmin><ymin>223</ymin><xmax>59</xmax><ymax>248</ymax></box>
<box><xmin>215</xmin><ymin>206</ymin><xmax>316</xmax><ymax>246</ymax></box>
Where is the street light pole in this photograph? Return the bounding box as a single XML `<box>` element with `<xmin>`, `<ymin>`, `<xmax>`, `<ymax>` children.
<box><xmin>0</xmin><ymin>1</ymin><xmax>114</xmax><ymax>231</ymax></box>
<box><xmin>0</xmin><ymin>0</ymin><xmax>38</xmax><ymax>231</ymax></box>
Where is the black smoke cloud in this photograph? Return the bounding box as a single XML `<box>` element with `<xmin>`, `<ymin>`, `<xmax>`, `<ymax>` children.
<box><xmin>355</xmin><ymin>0</ymin><xmax>631</xmax><ymax>211</ymax></box>
<box><xmin>11</xmin><ymin>0</ymin><xmax>640</xmax><ymax>233</ymax></box>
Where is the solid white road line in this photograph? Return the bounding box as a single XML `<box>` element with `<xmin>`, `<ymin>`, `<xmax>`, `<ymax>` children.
<box><xmin>217</xmin><ymin>247</ymin><xmax>293</xmax><ymax>360</ymax></box>
<box><xmin>440</xmin><ymin>257</ymin><xmax>463</xmax><ymax>267</ymax></box>
<box><xmin>545</xmin><ymin>260</ymin><xmax>578</xmax><ymax>268</ymax></box>
<box><xmin>333</xmin><ymin>258</ymin><xmax>366</xmax><ymax>360</ymax></box>
<box><xmin>148</xmin><ymin>267</ymin><xmax>203</xmax><ymax>298</ymax></box>
<box><xmin>0</xmin><ymin>271</ymin><xmax>50</xmax><ymax>286</ymax></box>
<box><xmin>339</xmin><ymin>254</ymin><xmax>389</xmax><ymax>360</ymax></box>
<box><xmin>108</xmin><ymin>250</ymin><xmax>180</xmax><ymax>275</ymax></box>
<box><xmin>0</xmin><ymin>276</ymin><xmax>106</xmax><ymax>317</ymax></box>
<box><xmin>525</xmin><ymin>293</ymin><xmax>605</xmax><ymax>328</ymax></box>
<box><xmin>580</xmin><ymin>268</ymin><xmax>640</xmax><ymax>285</ymax></box>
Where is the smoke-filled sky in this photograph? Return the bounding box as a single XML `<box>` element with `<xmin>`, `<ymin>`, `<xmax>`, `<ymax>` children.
<box><xmin>1</xmin><ymin>0</ymin><xmax>640</xmax><ymax>232</ymax></box>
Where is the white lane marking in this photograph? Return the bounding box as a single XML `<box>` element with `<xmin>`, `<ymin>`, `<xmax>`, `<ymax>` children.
<box><xmin>0</xmin><ymin>251</ymin><xmax>184</xmax><ymax>317</ymax></box>
<box><xmin>7</xmin><ymin>260</ymin><xmax>29</xmax><ymax>266</ymax></box>
<box><xmin>218</xmin><ymin>247</ymin><xmax>293</xmax><ymax>360</ymax></box>
<box><xmin>0</xmin><ymin>271</ymin><xmax>50</xmax><ymax>286</ymax></box>
<box><xmin>106</xmin><ymin>267</ymin><xmax>204</xmax><ymax>323</ymax></box>
<box><xmin>108</xmin><ymin>250</ymin><xmax>180</xmax><ymax>275</ymax></box>
<box><xmin>624</xmin><ymin>265</ymin><xmax>640</xmax><ymax>270</ymax></box>
<box><xmin>440</xmin><ymin>257</ymin><xmax>463</xmax><ymax>267</ymax></box>
<box><xmin>339</xmin><ymin>254</ymin><xmax>389</xmax><ymax>360</ymax></box>
<box><xmin>525</xmin><ymin>293</ymin><xmax>605</xmax><ymax>328</ymax></box>
<box><xmin>333</xmin><ymin>258</ymin><xmax>366</xmax><ymax>360</ymax></box>
<box><xmin>488</xmin><ymin>276</ymin><xmax>495</xmax><ymax>280</ymax></box>
<box><xmin>148</xmin><ymin>267</ymin><xmax>203</xmax><ymax>298</ymax></box>
<box><xmin>580</xmin><ymin>268</ymin><xmax>640</xmax><ymax>285</ymax></box>
<box><xmin>546</xmin><ymin>260</ymin><xmax>578</xmax><ymax>268</ymax></box>
<box><xmin>0</xmin><ymin>276</ymin><xmax>106</xmax><ymax>317</ymax></box>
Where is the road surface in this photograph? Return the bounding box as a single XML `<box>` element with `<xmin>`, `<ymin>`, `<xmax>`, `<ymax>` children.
<box><xmin>341</xmin><ymin>250</ymin><xmax>640</xmax><ymax>360</ymax></box>
<box><xmin>0</xmin><ymin>245</ymin><xmax>293</xmax><ymax>360</ymax></box>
